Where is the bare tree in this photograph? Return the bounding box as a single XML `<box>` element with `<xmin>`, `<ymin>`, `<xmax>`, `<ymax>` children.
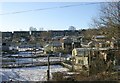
<box><xmin>39</xmin><ymin>27</ymin><xmax>44</xmax><ymax>31</ymax></box>
<box><xmin>68</xmin><ymin>26</ymin><xmax>76</xmax><ymax>31</ymax></box>
<box><xmin>92</xmin><ymin>2</ymin><xmax>120</xmax><ymax>39</ymax></box>
<box><xmin>29</xmin><ymin>26</ymin><xmax>37</xmax><ymax>31</ymax></box>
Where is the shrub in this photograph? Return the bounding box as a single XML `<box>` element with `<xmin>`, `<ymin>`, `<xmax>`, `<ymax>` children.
<box><xmin>52</xmin><ymin>72</ymin><xmax>64</xmax><ymax>81</ymax></box>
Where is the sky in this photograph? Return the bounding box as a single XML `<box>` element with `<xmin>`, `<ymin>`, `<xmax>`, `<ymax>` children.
<box><xmin>0</xmin><ymin>2</ymin><xmax>102</xmax><ymax>31</ymax></box>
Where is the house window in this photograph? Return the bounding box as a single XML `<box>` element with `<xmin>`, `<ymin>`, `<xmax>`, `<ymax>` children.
<box><xmin>78</xmin><ymin>51</ymin><xmax>84</xmax><ymax>56</ymax></box>
<box><xmin>2</xmin><ymin>43</ymin><xmax>6</xmax><ymax>46</ymax></box>
<box><xmin>78</xmin><ymin>60</ymin><xmax>84</xmax><ymax>64</ymax></box>
<box><xmin>78</xmin><ymin>51</ymin><xmax>89</xmax><ymax>57</ymax></box>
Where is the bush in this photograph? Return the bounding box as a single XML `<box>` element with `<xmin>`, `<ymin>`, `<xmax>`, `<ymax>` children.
<box><xmin>52</xmin><ymin>72</ymin><xmax>75</xmax><ymax>81</ymax></box>
<box><xmin>52</xmin><ymin>72</ymin><xmax>64</xmax><ymax>81</ymax></box>
<box><xmin>74</xmin><ymin>71</ymin><xmax>88</xmax><ymax>81</ymax></box>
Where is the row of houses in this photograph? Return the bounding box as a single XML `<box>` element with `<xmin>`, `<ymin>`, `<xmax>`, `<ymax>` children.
<box><xmin>2</xmin><ymin>30</ymin><xmax>80</xmax><ymax>39</ymax></box>
<box><xmin>1</xmin><ymin>30</ymin><xmax>81</xmax><ymax>53</ymax></box>
<box><xmin>2</xmin><ymin>30</ymin><xmax>80</xmax><ymax>44</ymax></box>
<box><xmin>72</xmin><ymin>36</ymin><xmax>120</xmax><ymax>71</ymax></box>
<box><xmin>44</xmin><ymin>34</ymin><xmax>120</xmax><ymax>71</ymax></box>
<box><xmin>44</xmin><ymin>36</ymin><xmax>82</xmax><ymax>54</ymax></box>
<box><xmin>45</xmin><ymin>35</ymin><xmax>120</xmax><ymax>53</ymax></box>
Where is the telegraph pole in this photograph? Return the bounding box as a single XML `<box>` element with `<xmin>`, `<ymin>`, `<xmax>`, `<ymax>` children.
<box><xmin>117</xmin><ymin>1</ymin><xmax>120</xmax><ymax>39</ymax></box>
<box><xmin>118</xmin><ymin>1</ymin><xmax>120</xmax><ymax>23</ymax></box>
<box><xmin>88</xmin><ymin>47</ymin><xmax>92</xmax><ymax>77</ymax></box>
<box><xmin>59</xmin><ymin>53</ymin><xmax>61</xmax><ymax>62</ymax></box>
<box><xmin>117</xmin><ymin>1</ymin><xmax>120</xmax><ymax>81</ymax></box>
<box><xmin>47</xmin><ymin>54</ymin><xmax>50</xmax><ymax>81</ymax></box>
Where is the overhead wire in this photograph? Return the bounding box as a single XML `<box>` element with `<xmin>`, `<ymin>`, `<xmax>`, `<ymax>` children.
<box><xmin>0</xmin><ymin>2</ymin><xmax>104</xmax><ymax>15</ymax></box>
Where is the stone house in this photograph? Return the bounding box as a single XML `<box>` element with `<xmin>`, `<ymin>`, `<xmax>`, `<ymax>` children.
<box><xmin>72</xmin><ymin>47</ymin><xmax>115</xmax><ymax>71</ymax></box>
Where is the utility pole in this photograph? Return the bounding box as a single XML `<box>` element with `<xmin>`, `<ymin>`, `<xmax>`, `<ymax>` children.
<box><xmin>118</xmin><ymin>1</ymin><xmax>120</xmax><ymax>23</ymax></box>
<box><xmin>59</xmin><ymin>53</ymin><xmax>61</xmax><ymax>62</ymax></box>
<box><xmin>117</xmin><ymin>1</ymin><xmax>120</xmax><ymax>81</ymax></box>
<box><xmin>117</xmin><ymin>1</ymin><xmax>120</xmax><ymax>39</ymax></box>
<box><xmin>88</xmin><ymin>48</ymin><xmax>92</xmax><ymax>77</ymax></box>
<box><xmin>71</xmin><ymin>57</ymin><xmax>74</xmax><ymax>72</ymax></box>
<box><xmin>47</xmin><ymin>54</ymin><xmax>50</xmax><ymax>81</ymax></box>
